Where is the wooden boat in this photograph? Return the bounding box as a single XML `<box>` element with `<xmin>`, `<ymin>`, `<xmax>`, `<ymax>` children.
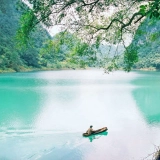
<box><xmin>83</xmin><ymin>127</ymin><xmax>108</xmax><ymax>137</ymax></box>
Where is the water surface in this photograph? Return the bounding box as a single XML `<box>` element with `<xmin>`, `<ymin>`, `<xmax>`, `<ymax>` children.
<box><xmin>0</xmin><ymin>70</ymin><xmax>160</xmax><ymax>160</ymax></box>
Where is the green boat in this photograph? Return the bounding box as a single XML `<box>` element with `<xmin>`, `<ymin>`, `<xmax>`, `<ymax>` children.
<box><xmin>83</xmin><ymin>127</ymin><xmax>108</xmax><ymax>137</ymax></box>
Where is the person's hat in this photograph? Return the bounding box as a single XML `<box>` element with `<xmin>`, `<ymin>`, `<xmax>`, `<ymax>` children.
<box><xmin>90</xmin><ymin>125</ymin><xmax>93</xmax><ymax>128</ymax></box>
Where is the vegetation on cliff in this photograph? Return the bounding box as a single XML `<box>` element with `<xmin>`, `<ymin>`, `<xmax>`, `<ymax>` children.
<box><xmin>127</xmin><ymin>18</ymin><xmax>160</xmax><ymax>70</ymax></box>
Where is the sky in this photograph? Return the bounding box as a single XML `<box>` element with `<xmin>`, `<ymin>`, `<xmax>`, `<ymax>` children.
<box><xmin>48</xmin><ymin>26</ymin><xmax>61</xmax><ymax>37</ymax></box>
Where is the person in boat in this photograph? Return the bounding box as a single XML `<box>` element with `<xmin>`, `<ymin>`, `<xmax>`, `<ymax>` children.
<box><xmin>86</xmin><ymin>125</ymin><xmax>95</xmax><ymax>135</ymax></box>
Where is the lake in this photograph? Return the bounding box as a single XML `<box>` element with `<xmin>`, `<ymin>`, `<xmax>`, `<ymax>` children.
<box><xmin>0</xmin><ymin>69</ymin><xmax>160</xmax><ymax>160</ymax></box>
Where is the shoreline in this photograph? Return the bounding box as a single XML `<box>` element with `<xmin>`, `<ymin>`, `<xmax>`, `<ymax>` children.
<box><xmin>0</xmin><ymin>67</ymin><xmax>91</xmax><ymax>74</ymax></box>
<box><xmin>0</xmin><ymin>67</ymin><xmax>159</xmax><ymax>74</ymax></box>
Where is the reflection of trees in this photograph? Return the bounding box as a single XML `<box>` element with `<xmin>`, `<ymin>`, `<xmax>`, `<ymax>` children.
<box><xmin>87</xmin><ymin>131</ymin><xmax>108</xmax><ymax>142</ymax></box>
<box><xmin>0</xmin><ymin>77</ymin><xmax>43</xmax><ymax>128</ymax></box>
<box><xmin>132</xmin><ymin>74</ymin><xmax>160</xmax><ymax>124</ymax></box>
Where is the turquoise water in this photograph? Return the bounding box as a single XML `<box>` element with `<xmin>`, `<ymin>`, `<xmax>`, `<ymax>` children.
<box><xmin>0</xmin><ymin>70</ymin><xmax>160</xmax><ymax>160</ymax></box>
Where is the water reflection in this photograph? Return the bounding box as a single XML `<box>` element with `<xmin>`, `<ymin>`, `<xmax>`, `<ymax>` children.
<box><xmin>131</xmin><ymin>71</ymin><xmax>160</xmax><ymax>124</ymax></box>
<box><xmin>85</xmin><ymin>131</ymin><xmax>108</xmax><ymax>142</ymax></box>
<box><xmin>0</xmin><ymin>87</ymin><xmax>43</xmax><ymax>130</ymax></box>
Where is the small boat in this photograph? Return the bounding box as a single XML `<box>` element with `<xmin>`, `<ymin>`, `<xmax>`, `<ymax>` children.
<box><xmin>82</xmin><ymin>127</ymin><xmax>108</xmax><ymax>137</ymax></box>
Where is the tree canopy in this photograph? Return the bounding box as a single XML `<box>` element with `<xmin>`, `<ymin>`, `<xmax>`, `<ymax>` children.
<box><xmin>17</xmin><ymin>0</ymin><xmax>160</xmax><ymax>71</ymax></box>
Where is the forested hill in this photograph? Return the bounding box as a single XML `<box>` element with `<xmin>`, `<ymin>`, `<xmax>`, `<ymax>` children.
<box><xmin>2</xmin><ymin>1</ymin><xmax>159</xmax><ymax>72</ymax></box>
<box><xmin>0</xmin><ymin>0</ymin><xmax>51</xmax><ymax>72</ymax></box>
<box><xmin>0</xmin><ymin>0</ymin><xmax>96</xmax><ymax>72</ymax></box>
<box><xmin>128</xmin><ymin>18</ymin><xmax>160</xmax><ymax>70</ymax></box>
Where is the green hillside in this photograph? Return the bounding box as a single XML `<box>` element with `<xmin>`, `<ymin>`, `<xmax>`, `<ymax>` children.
<box><xmin>2</xmin><ymin>1</ymin><xmax>159</xmax><ymax>72</ymax></box>
<box><xmin>127</xmin><ymin>18</ymin><xmax>160</xmax><ymax>70</ymax></box>
<box><xmin>0</xmin><ymin>0</ymin><xmax>96</xmax><ymax>72</ymax></box>
<box><xmin>0</xmin><ymin>0</ymin><xmax>50</xmax><ymax>72</ymax></box>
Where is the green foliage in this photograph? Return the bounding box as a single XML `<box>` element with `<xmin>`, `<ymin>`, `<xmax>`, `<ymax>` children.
<box><xmin>139</xmin><ymin>4</ymin><xmax>148</xmax><ymax>15</ymax></box>
<box><xmin>148</xmin><ymin>0</ymin><xmax>160</xmax><ymax>19</ymax></box>
<box><xmin>15</xmin><ymin>0</ymin><xmax>160</xmax><ymax>72</ymax></box>
<box><xmin>149</xmin><ymin>32</ymin><xmax>160</xmax><ymax>41</ymax></box>
<box><xmin>0</xmin><ymin>0</ymin><xmax>50</xmax><ymax>72</ymax></box>
<box><xmin>39</xmin><ymin>31</ymin><xmax>97</xmax><ymax>69</ymax></box>
<box><xmin>0</xmin><ymin>46</ymin><xmax>22</xmax><ymax>71</ymax></box>
<box><xmin>18</xmin><ymin>0</ymin><xmax>160</xmax><ymax>41</ymax></box>
<box><xmin>16</xmin><ymin>10</ymin><xmax>37</xmax><ymax>47</ymax></box>
<box><xmin>123</xmin><ymin>48</ymin><xmax>138</xmax><ymax>72</ymax></box>
<box><xmin>128</xmin><ymin>17</ymin><xmax>160</xmax><ymax>70</ymax></box>
<box><xmin>98</xmin><ymin>56</ymin><xmax>119</xmax><ymax>73</ymax></box>
<box><xmin>3</xmin><ymin>0</ymin><xmax>160</xmax><ymax>73</ymax></box>
<box><xmin>0</xmin><ymin>0</ymin><xmax>98</xmax><ymax>72</ymax></box>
